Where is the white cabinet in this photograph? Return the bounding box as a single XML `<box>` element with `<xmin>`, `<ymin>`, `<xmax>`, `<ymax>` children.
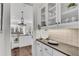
<box><xmin>47</xmin><ymin>3</ymin><xmax>61</xmax><ymax>28</ymax></box>
<box><xmin>48</xmin><ymin>3</ymin><xmax>58</xmax><ymax>26</ymax></box>
<box><xmin>36</xmin><ymin>4</ymin><xmax>47</xmax><ymax>30</ymax></box>
<box><xmin>43</xmin><ymin>44</ymin><xmax>53</xmax><ymax>56</ymax></box>
<box><xmin>40</xmin><ymin>4</ymin><xmax>48</xmax><ymax>28</ymax></box>
<box><xmin>19</xmin><ymin>36</ymin><xmax>33</xmax><ymax>47</ymax></box>
<box><xmin>36</xmin><ymin>41</ymin><xmax>52</xmax><ymax>56</ymax></box>
<box><xmin>37</xmin><ymin>3</ymin><xmax>79</xmax><ymax>29</ymax></box>
<box><xmin>36</xmin><ymin>41</ymin><xmax>43</xmax><ymax>56</ymax></box>
<box><xmin>39</xmin><ymin>3</ymin><xmax>59</xmax><ymax>28</ymax></box>
<box><xmin>36</xmin><ymin>41</ymin><xmax>67</xmax><ymax>56</ymax></box>
<box><xmin>36</xmin><ymin>45</ymin><xmax>43</xmax><ymax>56</ymax></box>
<box><xmin>61</xmin><ymin>3</ymin><xmax>78</xmax><ymax>24</ymax></box>
<box><xmin>58</xmin><ymin>3</ymin><xmax>79</xmax><ymax>28</ymax></box>
<box><xmin>38</xmin><ymin>3</ymin><xmax>60</xmax><ymax>29</ymax></box>
<box><xmin>47</xmin><ymin>3</ymin><xmax>79</xmax><ymax>28</ymax></box>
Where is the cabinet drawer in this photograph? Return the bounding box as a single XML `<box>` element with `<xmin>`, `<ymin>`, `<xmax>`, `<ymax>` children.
<box><xmin>36</xmin><ymin>46</ymin><xmax>43</xmax><ymax>56</ymax></box>
<box><xmin>36</xmin><ymin>41</ymin><xmax>42</xmax><ymax>47</ymax></box>
<box><xmin>52</xmin><ymin>49</ymin><xmax>66</xmax><ymax>56</ymax></box>
<box><xmin>43</xmin><ymin>44</ymin><xmax>53</xmax><ymax>55</ymax></box>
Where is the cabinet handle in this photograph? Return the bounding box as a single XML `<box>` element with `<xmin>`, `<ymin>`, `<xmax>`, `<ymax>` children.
<box><xmin>55</xmin><ymin>23</ymin><xmax>57</xmax><ymax>24</ymax></box>
<box><xmin>58</xmin><ymin>22</ymin><xmax>60</xmax><ymax>24</ymax></box>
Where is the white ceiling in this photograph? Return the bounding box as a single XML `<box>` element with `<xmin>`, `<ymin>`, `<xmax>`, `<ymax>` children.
<box><xmin>11</xmin><ymin>3</ymin><xmax>33</xmax><ymax>26</ymax></box>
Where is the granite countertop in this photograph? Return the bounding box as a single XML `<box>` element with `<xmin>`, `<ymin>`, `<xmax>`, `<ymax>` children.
<box><xmin>36</xmin><ymin>39</ymin><xmax>79</xmax><ymax>56</ymax></box>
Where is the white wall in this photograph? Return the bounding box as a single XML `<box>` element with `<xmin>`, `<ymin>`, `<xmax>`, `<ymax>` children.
<box><xmin>32</xmin><ymin>4</ymin><xmax>39</xmax><ymax>56</ymax></box>
<box><xmin>3</xmin><ymin>3</ymin><xmax>10</xmax><ymax>56</ymax></box>
<box><xmin>0</xmin><ymin>33</ymin><xmax>5</xmax><ymax>56</ymax></box>
<box><xmin>0</xmin><ymin>3</ymin><xmax>10</xmax><ymax>56</ymax></box>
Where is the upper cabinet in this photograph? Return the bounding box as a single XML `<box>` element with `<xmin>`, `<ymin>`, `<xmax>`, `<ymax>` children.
<box><xmin>48</xmin><ymin>3</ymin><xmax>57</xmax><ymax>25</ymax></box>
<box><xmin>59</xmin><ymin>3</ymin><xmax>79</xmax><ymax>28</ymax></box>
<box><xmin>37</xmin><ymin>3</ymin><xmax>79</xmax><ymax>29</ymax></box>
<box><xmin>40</xmin><ymin>4</ymin><xmax>47</xmax><ymax>28</ymax></box>
<box><xmin>39</xmin><ymin>3</ymin><xmax>59</xmax><ymax>28</ymax></box>
<box><xmin>61</xmin><ymin>3</ymin><xmax>78</xmax><ymax>23</ymax></box>
<box><xmin>47</xmin><ymin>3</ymin><xmax>60</xmax><ymax>28</ymax></box>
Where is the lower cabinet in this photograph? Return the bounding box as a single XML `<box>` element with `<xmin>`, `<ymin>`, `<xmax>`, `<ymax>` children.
<box><xmin>43</xmin><ymin>44</ymin><xmax>53</xmax><ymax>56</ymax></box>
<box><xmin>36</xmin><ymin>41</ymin><xmax>67</xmax><ymax>56</ymax></box>
<box><xmin>36</xmin><ymin>41</ymin><xmax>43</xmax><ymax>56</ymax></box>
<box><xmin>36</xmin><ymin>46</ymin><xmax>43</xmax><ymax>56</ymax></box>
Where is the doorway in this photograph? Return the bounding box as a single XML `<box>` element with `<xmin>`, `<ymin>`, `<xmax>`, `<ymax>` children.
<box><xmin>10</xmin><ymin>3</ymin><xmax>33</xmax><ymax>56</ymax></box>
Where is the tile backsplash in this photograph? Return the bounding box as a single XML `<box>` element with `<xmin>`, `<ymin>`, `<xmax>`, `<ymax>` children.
<box><xmin>36</xmin><ymin>29</ymin><xmax>48</xmax><ymax>39</ymax></box>
<box><xmin>48</xmin><ymin>29</ymin><xmax>79</xmax><ymax>47</ymax></box>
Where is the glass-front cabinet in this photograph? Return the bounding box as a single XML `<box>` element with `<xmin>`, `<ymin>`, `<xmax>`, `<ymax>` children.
<box><xmin>38</xmin><ymin>3</ymin><xmax>79</xmax><ymax>29</ymax></box>
<box><xmin>61</xmin><ymin>3</ymin><xmax>79</xmax><ymax>24</ymax></box>
<box><xmin>40</xmin><ymin>4</ymin><xmax>47</xmax><ymax>27</ymax></box>
<box><xmin>40</xmin><ymin>3</ymin><xmax>59</xmax><ymax>28</ymax></box>
<box><xmin>48</xmin><ymin>3</ymin><xmax>57</xmax><ymax>26</ymax></box>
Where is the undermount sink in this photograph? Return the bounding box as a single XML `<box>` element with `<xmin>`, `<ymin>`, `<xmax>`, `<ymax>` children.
<box><xmin>47</xmin><ymin>40</ymin><xmax>59</xmax><ymax>45</ymax></box>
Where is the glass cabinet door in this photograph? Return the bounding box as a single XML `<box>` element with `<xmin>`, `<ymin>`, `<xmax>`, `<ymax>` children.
<box><xmin>61</xmin><ymin>3</ymin><xmax>79</xmax><ymax>24</ymax></box>
<box><xmin>41</xmin><ymin>6</ymin><xmax>46</xmax><ymax>27</ymax></box>
<box><xmin>48</xmin><ymin>3</ymin><xmax>57</xmax><ymax>26</ymax></box>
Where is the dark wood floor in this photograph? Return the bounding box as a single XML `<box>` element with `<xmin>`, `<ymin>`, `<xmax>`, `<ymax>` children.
<box><xmin>11</xmin><ymin>45</ymin><xmax>32</xmax><ymax>56</ymax></box>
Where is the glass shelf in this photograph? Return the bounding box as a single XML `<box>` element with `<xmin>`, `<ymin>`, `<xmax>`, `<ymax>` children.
<box><xmin>48</xmin><ymin>17</ymin><xmax>57</xmax><ymax>25</ymax></box>
<box><xmin>62</xmin><ymin>7</ymin><xmax>78</xmax><ymax>15</ymax></box>
<box><xmin>48</xmin><ymin>5</ymin><xmax>56</xmax><ymax>11</ymax></box>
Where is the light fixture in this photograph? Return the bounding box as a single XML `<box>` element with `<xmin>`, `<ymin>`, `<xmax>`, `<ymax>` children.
<box><xmin>18</xmin><ymin>11</ymin><xmax>26</xmax><ymax>26</ymax></box>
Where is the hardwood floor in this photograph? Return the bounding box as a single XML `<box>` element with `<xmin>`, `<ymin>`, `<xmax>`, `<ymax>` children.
<box><xmin>11</xmin><ymin>45</ymin><xmax>32</xmax><ymax>56</ymax></box>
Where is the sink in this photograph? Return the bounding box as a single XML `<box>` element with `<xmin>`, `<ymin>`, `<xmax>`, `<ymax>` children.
<box><xmin>47</xmin><ymin>40</ymin><xmax>59</xmax><ymax>45</ymax></box>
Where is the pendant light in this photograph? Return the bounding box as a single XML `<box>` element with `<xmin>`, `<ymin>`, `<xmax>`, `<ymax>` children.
<box><xmin>18</xmin><ymin>11</ymin><xmax>26</xmax><ymax>26</ymax></box>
